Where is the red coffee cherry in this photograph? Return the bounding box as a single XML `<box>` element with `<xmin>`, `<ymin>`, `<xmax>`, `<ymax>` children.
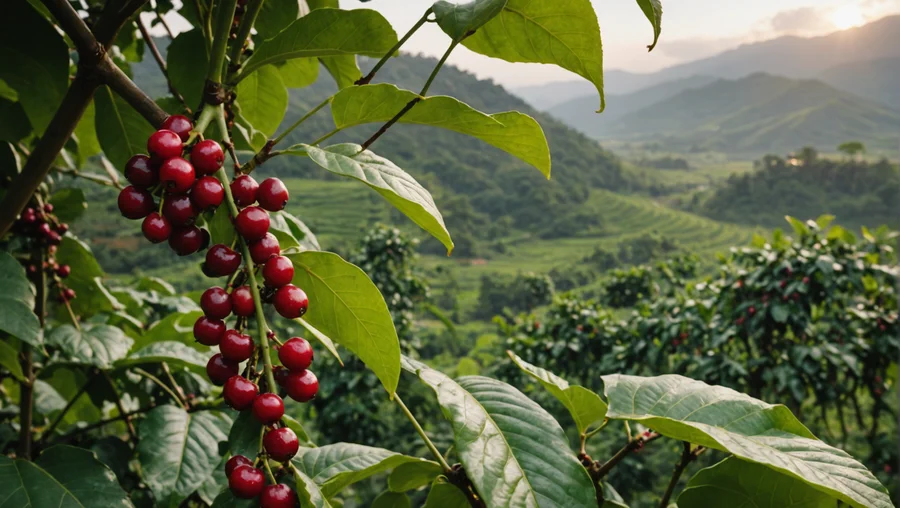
<box><xmin>205</xmin><ymin>244</ymin><xmax>242</xmax><ymax>277</ymax></box>
<box><xmin>278</xmin><ymin>338</ymin><xmax>313</xmax><ymax>371</ymax></box>
<box><xmin>228</xmin><ymin>465</ymin><xmax>264</xmax><ymax>499</ymax></box>
<box><xmin>285</xmin><ymin>369</ymin><xmax>318</xmax><ymax>402</ymax></box>
<box><xmin>252</xmin><ymin>393</ymin><xmax>285</xmax><ymax>424</ymax></box>
<box><xmin>273</xmin><ymin>284</ymin><xmax>308</xmax><ymax>319</ymax></box>
<box><xmin>194</xmin><ymin>316</ymin><xmax>226</xmax><ymax>346</ymax></box>
<box><xmin>118</xmin><ymin>186</ymin><xmax>155</xmax><ymax>219</ymax></box>
<box><xmin>224</xmin><ymin>455</ymin><xmax>253</xmax><ymax>478</ymax></box>
<box><xmin>224</xmin><ymin>375</ymin><xmax>259</xmax><ymax>410</ymax></box>
<box><xmin>62</xmin><ymin>288</ymin><xmax>77</xmax><ymax>301</ymax></box>
<box><xmin>273</xmin><ymin>366</ymin><xmax>289</xmax><ymax>387</ymax></box>
<box><xmin>257</xmin><ymin>178</ymin><xmax>289</xmax><ymax>212</ymax></box>
<box><xmin>200</xmin><ymin>286</ymin><xmax>232</xmax><ymax>319</ymax></box>
<box><xmin>168</xmin><ymin>226</ymin><xmax>204</xmax><ymax>255</ymax></box>
<box><xmin>56</xmin><ymin>223</ymin><xmax>69</xmax><ymax>234</ymax></box>
<box><xmin>231</xmin><ymin>175</ymin><xmax>259</xmax><ymax>206</ymax></box>
<box><xmin>263</xmin><ymin>256</ymin><xmax>294</xmax><ymax>288</ymax></box>
<box><xmin>142</xmin><ymin>212</ymin><xmax>172</xmax><ymax>243</ymax></box>
<box><xmin>231</xmin><ymin>286</ymin><xmax>255</xmax><ymax>317</ymax></box>
<box><xmin>206</xmin><ymin>353</ymin><xmax>239</xmax><ymax>386</ymax></box>
<box><xmin>260</xmin><ymin>484</ymin><xmax>297</xmax><ymax>508</ymax></box>
<box><xmin>159</xmin><ymin>157</ymin><xmax>196</xmax><ymax>194</ymax></box>
<box><xmin>147</xmin><ymin>129</ymin><xmax>183</xmax><ymax>161</ymax></box>
<box><xmin>263</xmin><ymin>427</ymin><xmax>299</xmax><ymax>462</ymax></box>
<box><xmin>125</xmin><ymin>154</ymin><xmax>158</xmax><ymax>188</ymax></box>
<box><xmin>162</xmin><ymin>194</ymin><xmax>197</xmax><ymax>226</ymax></box>
<box><xmin>220</xmin><ymin>329</ymin><xmax>253</xmax><ymax>362</ymax></box>
<box><xmin>191</xmin><ymin>176</ymin><xmax>225</xmax><ymax>210</ymax></box>
<box><xmin>191</xmin><ymin>140</ymin><xmax>225</xmax><ymax>175</ymax></box>
<box><xmin>235</xmin><ymin>206</ymin><xmax>270</xmax><ymax>241</ymax></box>
<box><xmin>249</xmin><ymin>233</ymin><xmax>280</xmax><ymax>264</ymax></box>
<box><xmin>56</xmin><ymin>265</ymin><xmax>71</xmax><ymax>278</ymax></box>
<box><xmin>161</xmin><ymin>115</ymin><xmax>193</xmax><ymax>141</ymax></box>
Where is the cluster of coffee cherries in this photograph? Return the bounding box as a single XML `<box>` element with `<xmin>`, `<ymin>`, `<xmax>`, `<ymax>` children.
<box><xmin>117</xmin><ymin>114</ymin><xmax>225</xmax><ymax>254</ymax></box>
<box><xmin>15</xmin><ymin>203</ymin><xmax>75</xmax><ymax>303</ymax></box>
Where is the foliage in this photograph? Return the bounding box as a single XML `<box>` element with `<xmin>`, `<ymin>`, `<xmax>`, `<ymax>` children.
<box><xmin>472</xmin><ymin>271</ymin><xmax>555</xmax><ymax>320</ymax></box>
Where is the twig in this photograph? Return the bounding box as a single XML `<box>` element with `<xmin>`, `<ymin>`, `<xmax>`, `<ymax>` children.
<box><xmin>595</xmin><ymin>432</ymin><xmax>661</xmax><ymax>478</ymax></box>
<box><xmin>161</xmin><ymin>362</ymin><xmax>189</xmax><ymax>407</ymax></box>
<box><xmin>357</xmin><ymin>8</ymin><xmax>433</xmax><ymax>85</ymax></box>
<box><xmin>152</xmin><ymin>2</ymin><xmax>175</xmax><ymax>39</ymax></box>
<box><xmin>102</xmin><ymin>371</ymin><xmax>138</xmax><ymax>441</ymax></box>
<box><xmin>134</xmin><ymin>367</ymin><xmax>188</xmax><ymax>409</ymax></box>
<box><xmin>39</xmin><ymin>374</ymin><xmax>96</xmax><ymax>447</ymax></box>
<box><xmin>658</xmin><ymin>442</ymin><xmax>703</xmax><ymax>507</ymax></box>
<box><xmin>17</xmin><ymin>248</ymin><xmax>46</xmax><ymax>459</ymax></box>
<box><xmin>136</xmin><ymin>14</ymin><xmax>189</xmax><ymax>110</ymax></box>
<box><xmin>51</xmin><ymin>404</ymin><xmax>157</xmax><ymax>445</ymax></box>
<box><xmin>226</xmin><ymin>0</ymin><xmax>265</xmax><ymax>80</ymax></box>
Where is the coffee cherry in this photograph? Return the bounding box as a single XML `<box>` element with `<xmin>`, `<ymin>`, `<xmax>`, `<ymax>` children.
<box><xmin>140</xmin><ymin>212</ymin><xmax>171</xmax><ymax>243</ymax></box>
<box><xmin>224</xmin><ymin>375</ymin><xmax>259</xmax><ymax>410</ymax></box>
<box><xmin>125</xmin><ymin>154</ymin><xmax>158</xmax><ymax>188</ymax></box>
<box><xmin>252</xmin><ymin>393</ymin><xmax>285</xmax><ymax>424</ymax></box>
<box><xmin>257</xmin><ymin>178</ymin><xmax>289</xmax><ymax>211</ymax></box>
<box><xmin>191</xmin><ymin>176</ymin><xmax>225</xmax><ymax>210</ymax></box>
<box><xmin>263</xmin><ymin>256</ymin><xmax>294</xmax><ymax>288</ymax></box>
<box><xmin>162</xmin><ymin>194</ymin><xmax>197</xmax><ymax>226</ymax></box>
<box><xmin>279</xmin><ymin>337</ymin><xmax>313</xmax><ymax>371</ymax></box>
<box><xmin>260</xmin><ymin>484</ymin><xmax>297</xmax><ymax>508</ymax></box>
<box><xmin>168</xmin><ymin>225</ymin><xmax>204</xmax><ymax>255</ymax></box>
<box><xmin>220</xmin><ymin>329</ymin><xmax>253</xmax><ymax>362</ymax></box>
<box><xmin>249</xmin><ymin>233</ymin><xmax>280</xmax><ymax>264</ymax></box>
<box><xmin>161</xmin><ymin>115</ymin><xmax>193</xmax><ymax>141</ymax></box>
<box><xmin>224</xmin><ymin>455</ymin><xmax>253</xmax><ymax>478</ymax></box>
<box><xmin>56</xmin><ymin>265</ymin><xmax>71</xmax><ymax>278</ymax></box>
<box><xmin>273</xmin><ymin>284</ymin><xmax>308</xmax><ymax>319</ymax></box>
<box><xmin>285</xmin><ymin>369</ymin><xmax>318</xmax><ymax>402</ymax></box>
<box><xmin>263</xmin><ymin>427</ymin><xmax>299</xmax><ymax>462</ymax></box>
<box><xmin>147</xmin><ymin>129</ymin><xmax>183</xmax><ymax>160</ymax></box>
<box><xmin>118</xmin><ymin>186</ymin><xmax>155</xmax><ymax>219</ymax></box>
<box><xmin>194</xmin><ymin>316</ymin><xmax>226</xmax><ymax>346</ymax></box>
<box><xmin>231</xmin><ymin>286</ymin><xmax>255</xmax><ymax>317</ymax></box>
<box><xmin>205</xmin><ymin>244</ymin><xmax>242</xmax><ymax>277</ymax></box>
<box><xmin>231</xmin><ymin>175</ymin><xmax>259</xmax><ymax>206</ymax></box>
<box><xmin>206</xmin><ymin>353</ymin><xmax>239</xmax><ymax>385</ymax></box>
<box><xmin>191</xmin><ymin>140</ymin><xmax>225</xmax><ymax>175</ymax></box>
<box><xmin>235</xmin><ymin>206</ymin><xmax>270</xmax><ymax>241</ymax></box>
<box><xmin>56</xmin><ymin>223</ymin><xmax>69</xmax><ymax>234</ymax></box>
<box><xmin>43</xmin><ymin>203</ymin><xmax>54</xmax><ymax>213</ymax></box>
<box><xmin>229</xmin><ymin>465</ymin><xmax>264</xmax><ymax>499</ymax></box>
<box><xmin>273</xmin><ymin>366</ymin><xmax>289</xmax><ymax>387</ymax></box>
<box><xmin>38</xmin><ymin>223</ymin><xmax>52</xmax><ymax>237</ymax></box>
<box><xmin>200</xmin><ymin>286</ymin><xmax>232</xmax><ymax>319</ymax></box>
<box><xmin>159</xmin><ymin>157</ymin><xmax>196</xmax><ymax>194</ymax></box>
<box><xmin>62</xmin><ymin>288</ymin><xmax>77</xmax><ymax>301</ymax></box>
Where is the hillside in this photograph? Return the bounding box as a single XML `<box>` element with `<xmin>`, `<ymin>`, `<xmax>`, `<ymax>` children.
<box><xmin>819</xmin><ymin>56</ymin><xmax>900</xmax><ymax>109</ymax></box>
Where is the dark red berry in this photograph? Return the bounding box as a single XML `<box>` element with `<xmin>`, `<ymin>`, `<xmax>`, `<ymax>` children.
<box><xmin>263</xmin><ymin>256</ymin><xmax>294</xmax><ymax>288</ymax></box>
<box><xmin>231</xmin><ymin>175</ymin><xmax>259</xmax><ymax>206</ymax></box>
<box><xmin>159</xmin><ymin>157</ymin><xmax>195</xmax><ymax>193</ymax></box>
<box><xmin>224</xmin><ymin>375</ymin><xmax>258</xmax><ymax>410</ymax></box>
<box><xmin>220</xmin><ymin>329</ymin><xmax>253</xmax><ymax>362</ymax></box>
<box><xmin>168</xmin><ymin>226</ymin><xmax>204</xmax><ymax>255</ymax></box>
<box><xmin>201</xmin><ymin>286</ymin><xmax>232</xmax><ymax>319</ymax></box>
<box><xmin>229</xmin><ymin>465</ymin><xmax>264</xmax><ymax>499</ymax></box>
<box><xmin>162</xmin><ymin>194</ymin><xmax>197</xmax><ymax>226</ymax></box>
<box><xmin>206</xmin><ymin>353</ymin><xmax>239</xmax><ymax>385</ymax></box>
<box><xmin>224</xmin><ymin>455</ymin><xmax>253</xmax><ymax>478</ymax></box>
<box><xmin>191</xmin><ymin>176</ymin><xmax>225</xmax><ymax>210</ymax></box>
<box><xmin>231</xmin><ymin>286</ymin><xmax>255</xmax><ymax>317</ymax></box>
<box><xmin>63</xmin><ymin>288</ymin><xmax>76</xmax><ymax>301</ymax></box>
<box><xmin>285</xmin><ymin>369</ymin><xmax>318</xmax><ymax>402</ymax></box>
<box><xmin>56</xmin><ymin>223</ymin><xmax>69</xmax><ymax>234</ymax></box>
<box><xmin>205</xmin><ymin>244</ymin><xmax>242</xmax><ymax>277</ymax></box>
<box><xmin>263</xmin><ymin>427</ymin><xmax>299</xmax><ymax>462</ymax></box>
<box><xmin>43</xmin><ymin>204</ymin><xmax>54</xmax><ymax>213</ymax></box>
<box><xmin>191</xmin><ymin>140</ymin><xmax>225</xmax><ymax>175</ymax></box>
<box><xmin>260</xmin><ymin>484</ymin><xmax>297</xmax><ymax>508</ymax></box>
<box><xmin>235</xmin><ymin>206</ymin><xmax>270</xmax><ymax>241</ymax></box>
<box><xmin>161</xmin><ymin>115</ymin><xmax>193</xmax><ymax>141</ymax></box>
<box><xmin>279</xmin><ymin>338</ymin><xmax>313</xmax><ymax>371</ymax></box>
<box><xmin>46</xmin><ymin>231</ymin><xmax>62</xmax><ymax>245</ymax></box>
<box><xmin>252</xmin><ymin>393</ymin><xmax>284</xmax><ymax>424</ymax></box>
<box><xmin>125</xmin><ymin>154</ymin><xmax>158</xmax><ymax>188</ymax></box>
<box><xmin>147</xmin><ymin>129</ymin><xmax>183</xmax><ymax>160</ymax></box>
<box><xmin>118</xmin><ymin>186</ymin><xmax>155</xmax><ymax>219</ymax></box>
<box><xmin>273</xmin><ymin>366</ymin><xmax>289</xmax><ymax>387</ymax></box>
<box><xmin>249</xmin><ymin>233</ymin><xmax>280</xmax><ymax>264</ymax></box>
<box><xmin>273</xmin><ymin>284</ymin><xmax>308</xmax><ymax>319</ymax></box>
<box><xmin>257</xmin><ymin>178</ymin><xmax>289</xmax><ymax>212</ymax></box>
<box><xmin>56</xmin><ymin>265</ymin><xmax>70</xmax><ymax>278</ymax></box>
<box><xmin>194</xmin><ymin>316</ymin><xmax>226</xmax><ymax>346</ymax></box>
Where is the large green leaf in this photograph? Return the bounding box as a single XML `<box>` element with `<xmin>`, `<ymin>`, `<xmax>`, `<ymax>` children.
<box><xmin>291</xmin><ymin>443</ymin><xmax>436</xmax><ymax>499</ymax></box>
<box><xmin>0</xmin><ymin>445</ymin><xmax>132</xmax><ymax>507</ymax></box>
<box><xmin>133</xmin><ymin>311</ymin><xmax>203</xmax><ymax>351</ymax></box>
<box><xmin>508</xmin><ymin>351</ymin><xmax>606</xmax><ymax>433</ymax></box>
<box><xmin>166</xmin><ymin>30</ymin><xmax>209</xmax><ymax>109</ymax></box>
<box><xmin>288</xmin><ymin>250</ymin><xmax>400</xmax><ymax>394</ymax></box>
<box><xmin>296</xmin><ymin>317</ymin><xmax>342</xmax><ymax>366</ymax></box>
<box><xmin>388</xmin><ymin>461</ymin><xmax>443</xmax><ymax>492</ymax></box>
<box><xmin>304</xmin><ymin>0</ymin><xmax>361</xmax><ymax>89</ymax></box>
<box><xmin>269</xmin><ymin>211</ymin><xmax>320</xmax><ymax>252</ymax></box>
<box><xmin>137</xmin><ymin>406</ymin><xmax>232</xmax><ymax>504</ymax></box>
<box><xmin>294</xmin><ymin>467</ymin><xmax>333</xmax><ymax>508</ymax></box>
<box><xmin>0</xmin><ymin>339</ymin><xmax>25</xmax><ymax>382</ymax></box>
<box><xmin>302</xmin><ymin>143</ymin><xmax>452</xmax><ymax>253</ymax></box>
<box><xmin>372</xmin><ymin>492</ymin><xmax>411</xmax><ymax>508</ymax></box>
<box><xmin>47</xmin><ymin>324</ymin><xmax>133</xmax><ymax>369</ymax></box>
<box><xmin>433</xmin><ymin>0</ymin><xmax>508</xmax><ymax>41</ymax></box>
<box><xmin>277</xmin><ymin>58</ymin><xmax>320</xmax><ymax>88</ymax></box>
<box><xmin>635</xmin><ymin>0</ymin><xmax>663</xmax><ymax>51</ymax></box>
<box><xmin>210</xmin><ymin>490</ymin><xmax>255</xmax><ymax>508</ymax></box>
<box><xmin>404</xmin><ymin>357</ymin><xmax>597</xmax><ymax>508</ymax></box>
<box><xmin>678</xmin><ymin>457</ymin><xmax>833</xmax><ymax>508</ymax></box>
<box><xmin>0</xmin><ymin>252</ymin><xmax>41</xmax><ymax>349</ymax></box>
<box><xmin>423</xmin><ymin>477</ymin><xmax>469</xmax><ymax>508</ymax></box>
<box><xmin>461</xmin><ymin>0</ymin><xmax>606</xmax><ymax>111</ymax></box>
<box><xmin>50</xmin><ymin>188</ymin><xmax>88</xmax><ymax>223</ymax></box>
<box><xmin>602</xmin><ymin>374</ymin><xmax>891</xmax><ymax>508</ymax></box>
<box><xmin>235</xmin><ymin>65</ymin><xmax>288</xmax><ymax>136</ymax></box>
<box><xmin>94</xmin><ymin>86</ymin><xmax>156</xmax><ymax>170</ymax></box>
<box><xmin>235</xmin><ymin>8</ymin><xmax>397</xmax><ymax>82</ymax></box>
<box><xmin>255</xmin><ymin>0</ymin><xmax>301</xmax><ymax>39</ymax></box>
<box><xmin>330</xmin><ymin>84</ymin><xmax>550</xmax><ymax>177</ymax></box>
<box><xmin>228</xmin><ymin>410</ymin><xmax>262</xmax><ymax>459</ymax></box>
<box><xmin>117</xmin><ymin>341</ymin><xmax>211</xmax><ymax>374</ymax></box>
<box><xmin>73</xmin><ymin>102</ymin><xmax>102</xmax><ymax>165</ymax></box>
<box><xmin>206</xmin><ymin>204</ymin><xmax>236</xmax><ymax>249</ymax></box>
<box><xmin>55</xmin><ymin>236</ymin><xmax>120</xmax><ymax>318</ymax></box>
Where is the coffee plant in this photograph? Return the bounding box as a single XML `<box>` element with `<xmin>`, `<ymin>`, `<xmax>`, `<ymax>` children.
<box><xmin>0</xmin><ymin>0</ymin><xmax>892</xmax><ymax>506</ymax></box>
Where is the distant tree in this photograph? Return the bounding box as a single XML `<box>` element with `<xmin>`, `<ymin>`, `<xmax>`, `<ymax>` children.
<box><xmin>838</xmin><ymin>141</ymin><xmax>866</xmax><ymax>159</ymax></box>
<box><xmin>798</xmin><ymin>146</ymin><xmax>819</xmax><ymax>165</ymax></box>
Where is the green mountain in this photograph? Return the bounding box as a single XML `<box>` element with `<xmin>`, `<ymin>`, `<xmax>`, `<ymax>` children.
<box><xmin>819</xmin><ymin>56</ymin><xmax>900</xmax><ymax>109</ymax></box>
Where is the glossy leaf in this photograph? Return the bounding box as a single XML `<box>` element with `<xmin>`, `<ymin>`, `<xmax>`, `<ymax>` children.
<box><xmin>423</xmin><ymin>477</ymin><xmax>470</xmax><ymax>508</ymax></box>
<box><xmin>433</xmin><ymin>0</ymin><xmax>508</xmax><ymax>41</ymax></box>
<box><xmin>73</xmin><ymin>102</ymin><xmax>102</xmax><ymax>166</ymax></box>
<box><xmin>94</xmin><ymin>86</ymin><xmax>156</xmax><ymax>170</ymax></box>
<box><xmin>321</xmin><ymin>56</ymin><xmax>361</xmax><ymax>89</ymax></box>
<box><xmin>167</xmin><ymin>30</ymin><xmax>209</xmax><ymax>109</ymax></box>
<box><xmin>283</xmin><ymin>414</ymin><xmax>316</xmax><ymax>447</ymax></box>
<box><xmin>117</xmin><ymin>341</ymin><xmax>211</xmax><ymax>374</ymax></box>
<box><xmin>602</xmin><ymin>374</ymin><xmax>891</xmax><ymax>508</ymax></box>
<box><xmin>277</xmin><ymin>58</ymin><xmax>320</xmax><ymax>88</ymax></box>
<box><xmin>635</xmin><ymin>0</ymin><xmax>663</xmax><ymax>50</ymax></box>
<box><xmin>228</xmin><ymin>410</ymin><xmax>262</xmax><ymax>459</ymax></box>
<box><xmin>0</xmin><ymin>252</ymin><xmax>41</xmax><ymax>349</ymax></box>
<box><xmin>255</xmin><ymin>0</ymin><xmax>301</xmax><ymax>39</ymax></box>
<box><xmin>134</xmin><ymin>311</ymin><xmax>204</xmax><ymax>351</ymax></box>
<box><xmin>55</xmin><ymin>237</ymin><xmax>120</xmax><ymax>318</ymax></box>
<box><xmin>0</xmin><ymin>339</ymin><xmax>25</xmax><ymax>382</ymax></box>
<box><xmin>405</xmin><ymin>357</ymin><xmax>597</xmax><ymax>508</ymax></box>
<box><xmin>50</xmin><ymin>188</ymin><xmax>88</xmax><ymax>223</ymax></box>
<box><xmin>288</xmin><ymin>250</ymin><xmax>400</xmax><ymax>394</ymax></box>
<box><xmin>372</xmin><ymin>492</ymin><xmax>411</xmax><ymax>508</ymax></box>
<box><xmin>600</xmin><ymin>483</ymin><xmax>628</xmax><ymax>508</ymax></box>
<box><xmin>269</xmin><ymin>211</ymin><xmax>320</xmax><ymax>252</ymax></box>
<box><xmin>207</xmin><ymin>204</ymin><xmax>236</xmax><ymax>247</ymax></box>
<box><xmin>388</xmin><ymin>460</ymin><xmax>443</xmax><ymax>492</ymax></box>
<box><xmin>235</xmin><ymin>65</ymin><xmax>288</xmax><ymax>136</ymax></box>
<box><xmin>47</xmin><ymin>324</ymin><xmax>134</xmax><ymax>369</ymax></box>
<box><xmin>294</xmin><ymin>467</ymin><xmax>333</xmax><ymax>508</ymax></box>
<box><xmin>330</xmin><ymin>84</ymin><xmax>550</xmax><ymax>177</ymax></box>
<box><xmin>303</xmin><ymin>143</ymin><xmax>452</xmax><ymax>253</ymax></box>
<box><xmin>211</xmin><ymin>490</ymin><xmax>255</xmax><ymax>508</ymax></box>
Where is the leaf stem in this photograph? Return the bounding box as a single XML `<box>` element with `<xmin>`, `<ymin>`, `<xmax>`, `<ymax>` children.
<box><xmin>39</xmin><ymin>373</ymin><xmax>97</xmax><ymax>447</ymax></box>
<box><xmin>134</xmin><ymin>367</ymin><xmax>188</xmax><ymax>409</ymax></box>
<box><xmin>227</xmin><ymin>0</ymin><xmax>265</xmax><ymax>81</ymax></box>
<box><xmin>161</xmin><ymin>362</ymin><xmax>189</xmax><ymax>406</ymax></box>
<box><xmin>357</xmin><ymin>8</ymin><xmax>434</xmax><ymax>85</ymax></box>
<box><xmin>420</xmin><ymin>39</ymin><xmax>459</xmax><ymax>97</ymax></box>
<box><xmin>394</xmin><ymin>394</ymin><xmax>451</xmax><ymax>472</ymax></box>
<box><xmin>207</xmin><ymin>0</ymin><xmax>239</xmax><ymax>84</ymax></box>
<box><xmin>273</xmin><ymin>96</ymin><xmax>332</xmax><ymax>146</ymax></box>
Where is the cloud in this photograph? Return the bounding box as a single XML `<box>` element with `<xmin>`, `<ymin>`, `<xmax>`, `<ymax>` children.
<box><xmin>769</xmin><ymin>7</ymin><xmax>832</xmax><ymax>35</ymax></box>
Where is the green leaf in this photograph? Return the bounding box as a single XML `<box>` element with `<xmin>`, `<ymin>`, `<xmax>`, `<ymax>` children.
<box><xmin>507</xmin><ymin>351</ymin><xmax>606</xmax><ymax>433</ymax></box>
<box><xmin>294</xmin><ymin>467</ymin><xmax>333</xmax><ymax>508</ymax></box>
<box><xmin>73</xmin><ymin>102</ymin><xmax>102</xmax><ymax>165</ymax></box>
<box><xmin>0</xmin><ymin>445</ymin><xmax>132</xmax><ymax>507</ymax></box>
<box><xmin>207</xmin><ymin>203</ymin><xmax>236</xmax><ymax>247</ymax></box>
<box><xmin>600</xmin><ymin>483</ymin><xmax>628</xmax><ymax>508</ymax></box>
<box><xmin>602</xmin><ymin>374</ymin><xmax>891</xmax><ymax>508</ymax></box>
<box><xmin>678</xmin><ymin>457</ymin><xmax>833</xmax><ymax>508</ymax></box>
<box><xmin>0</xmin><ymin>251</ymin><xmax>35</xmax><ymax>306</ymax></box>
<box><xmin>461</xmin><ymin>0</ymin><xmax>606</xmax><ymax>111</ymax></box>
<box><xmin>288</xmin><ymin>251</ymin><xmax>400</xmax><ymax>394</ymax></box>
<box><xmin>388</xmin><ymin>461</ymin><xmax>443</xmax><ymax>492</ymax></box>
<box><xmin>302</xmin><ymin>143</ymin><xmax>452</xmax><ymax>253</ymax></box>
<box><xmin>320</xmin><ymin>56</ymin><xmax>361</xmax><ymax>89</ymax></box>
<box><xmin>50</xmin><ymin>188</ymin><xmax>88</xmax><ymax>223</ymax></box>
<box><xmin>269</xmin><ymin>211</ymin><xmax>320</xmax><ymax>252</ymax></box>
<box><xmin>277</xmin><ymin>58</ymin><xmax>320</xmax><ymax>88</ymax></box>
<box><xmin>255</xmin><ymin>0</ymin><xmax>301</xmax><ymax>39</ymax></box>
<box><xmin>55</xmin><ymin>236</ymin><xmax>120</xmax><ymax>318</ymax></box>
<box><xmin>433</xmin><ymin>0</ymin><xmax>508</xmax><ymax>41</ymax></box>
<box><xmin>94</xmin><ymin>86</ymin><xmax>156</xmax><ymax>170</ymax></box>
<box><xmin>91</xmin><ymin>436</ymin><xmax>132</xmax><ymax>484</ymax></box>
<box><xmin>770</xmin><ymin>304</ymin><xmax>789</xmax><ymax>324</ymax></box>
<box><xmin>137</xmin><ymin>406</ymin><xmax>232</xmax><ymax>504</ymax></box>
<box><xmin>330</xmin><ymin>84</ymin><xmax>550</xmax><ymax>177</ymax></box>
<box><xmin>47</xmin><ymin>324</ymin><xmax>134</xmax><ymax>369</ymax></box>
<box><xmin>0</xmin><ymin>78</ymin><xmax>17</xmax><ymax>101</ymax></box>
<box><xmin>635</xmin><ymin>0</ymin><xmax>663</xmax><ymax>50</ymax></box>
<box><xmin>228</xmin><ymin>410</ymin><xmax>262</xmax><ymax>459</ymax></box>
<box><xmin>296</xmin><ymin>317</ymin><xmax>342</xmax><ymax>366</ymax></box>
<box><xmin>0</xmin><ymin>252</ymin><xmax>41</xmax><ymax>350</ymax></box>
<box><xmin>211</xmin><ymin>490</ymin><xmax>256</xmax><ymax>508</ymax></box>
<box><xmin>235</xmin><ymin>65</ymin><xmax>288</xmax><ymax>137</ymax></box>
<box><xmin>236</xmin><ymin>8</ymin><xmax>397</xmax><ymax>83</ymax></box>
<box><xmin>372</xmin><ymin>492</ymin><xmax>411</xmax><ymax>508</ymax></box>
<box><xmin>0</xmin><ymin>100</ymin><xmax>31</xmax><ymax>143</ymax></box>
<box><xmin>404</xmin><ymin>357</ymin><xmax>597</xmax><ymax>508</ymax></box>
<box><xmin>118</xmin><ymin>341</ymin><xmax>211</xmax><ymax>375</ymax></box>
<box><xmin>134</xmin><ymin>311</ymin><xmax>203</xmax><ymax>351</ymax></box>
<box><xmin>291</xmin><ymin>443</ymin><xmax>436</xmax><ymax>499</ymax></box>
<box><xmin>167</xmin><ymin>30</ymin><xmax>209</xmax><ymax>109</ymax></box>
<box><xmin>0</xmin><ymin>339</ymin><xmax>25</xmax><ymax>382</ymax></box>
<box><xmin>423</xmin><ymin>477</ymin><xmax>469</xmax><ymax>508</ymax></box>
<box><xmin>283</xmin><ymin>414</ymin><xmax>316</xmax><ymax>447</ymax></box>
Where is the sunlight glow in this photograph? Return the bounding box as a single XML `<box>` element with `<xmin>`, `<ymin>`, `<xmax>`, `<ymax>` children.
<box><xmin>830</xmin><ymin>4</ymin><xmax>866</xmax><ymax>30</ymax></box>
